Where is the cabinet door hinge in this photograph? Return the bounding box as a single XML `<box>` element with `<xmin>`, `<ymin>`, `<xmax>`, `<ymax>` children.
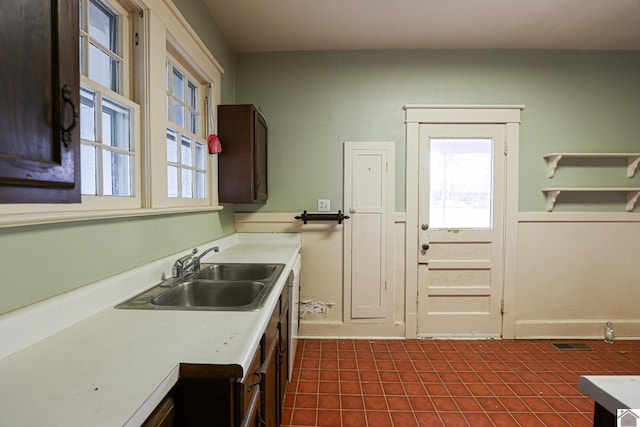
<box><xmin>504</xmin><ymin>143</ymin><xmax>508</xmax><ymax>156</ymax></box>
<box><xmin>135</xmin><ymin>32</ymin><xmax>139</xmax><ymax>46</ymax></box>
<box><xmin>384</xmin><ymin>281</ymin><xmax>388</xmax><ymax>291</ymax></box>
<box><xmin>138</xmin><ymin>10</ymin><xmax>144</xmax><ymax>18</ymax></box>
<box><xmin>501</xmin><ymin>299</ymin><xmax>505</xmax><ymax>314</ymax></box>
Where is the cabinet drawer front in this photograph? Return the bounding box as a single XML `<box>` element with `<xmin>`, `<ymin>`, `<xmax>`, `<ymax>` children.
<box><xmin>240</xmin><ymin>346</ymin><xmax>262</xmax><ymax>423</ymax></box>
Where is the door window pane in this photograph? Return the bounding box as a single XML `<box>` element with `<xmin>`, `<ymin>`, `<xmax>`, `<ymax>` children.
<box><xmin>429</xmin><ymin>138</ymin><xmax>493</xmax><ymax>229</ymax></box>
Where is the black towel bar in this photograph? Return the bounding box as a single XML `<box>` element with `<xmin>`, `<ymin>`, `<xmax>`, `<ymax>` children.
<box><xmin>294</xmin><ymin>210</ymin><xmax>350</xmax><ymax>224</ymax></box>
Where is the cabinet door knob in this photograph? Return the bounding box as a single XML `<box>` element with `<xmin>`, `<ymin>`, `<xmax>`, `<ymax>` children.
<box><xmin>422</xmin><ymin>244</ymin><xmax>430</xmax><ymax>251</ymax></box>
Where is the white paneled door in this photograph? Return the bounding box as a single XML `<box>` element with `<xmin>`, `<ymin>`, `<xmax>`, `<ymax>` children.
<box><xmin>344</xmin><ymin>141</ymin><xmax>395</xmax><ymax>323</ymax></box>
<box><xmin>417</xmin><ymin>124</ymin><xmax>506</xmax><ymax>337</ymax></box>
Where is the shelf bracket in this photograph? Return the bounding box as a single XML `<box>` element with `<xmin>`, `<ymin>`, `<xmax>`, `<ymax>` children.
<box><xmin>546</xmin><ymin>154</ymin><xmax>562</xmax><ymax>178</ymax></box>
<box><xmin>627</xmin><ymin>191</ymin><xmax>640</xmax><ymax>212</ymax></box>
<box><xmin>628</xmin><ymin>156</ymin><xmax>640</xmax><ymax>178</ymax></box>
<box><xmin>544</xmin><ymin>189</ymin><xmax>561</xmax><ymax>212</ymax></box>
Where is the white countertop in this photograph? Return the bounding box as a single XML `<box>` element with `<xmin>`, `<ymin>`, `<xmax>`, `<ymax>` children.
<box><xmin>0</xmin><ymin>233</ymin><xmax>301</xmax><ymax>427</ymax></box>
<box><xmin>579</xmin><ymin>375</ymin><xmax>640</xmax><ymax>414</ymax></box>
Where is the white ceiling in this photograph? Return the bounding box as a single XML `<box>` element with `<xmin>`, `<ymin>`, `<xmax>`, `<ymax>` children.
<box><xmin>204</xmin><ymin>0</ymin><xmax>640</xmax><ymax>52</ymax></box>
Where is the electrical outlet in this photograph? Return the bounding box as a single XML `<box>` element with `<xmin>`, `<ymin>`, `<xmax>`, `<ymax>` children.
<box><xmin>317</xmin><ymin>199</ymin><xmax>330</xmax><ymax>212</ymax></box>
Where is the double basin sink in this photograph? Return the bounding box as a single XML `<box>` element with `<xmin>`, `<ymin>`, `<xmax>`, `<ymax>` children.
<box><xmin>115</xmin><ymin>263</ymin><xmax>285</xmax><ymax>311</ymax></box>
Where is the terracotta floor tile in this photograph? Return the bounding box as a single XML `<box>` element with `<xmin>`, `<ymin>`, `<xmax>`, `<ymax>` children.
<box><xmin>316</xmin><ymin>409</ymin><xmax>341</xmax><ymax>427</ymax></box>
<box><xmin>340</xmin><ymin>395</ymin><xmax>364</xmax><ymax>410</ymax></box>
<box><xmin>463</xmin><ymin>412</ymin><xmax>493</xmax><ymax>427</ymax></box>
<box><xmin>341</xmin><ymin>409</ymin><xmax>366</xmax><ymax>426</ymax></box>
<box><xmin>415</xmin><ymin>411</ymin><xmax>444</xmax><ymax>427</ymax></box>
<box><xmin>366</xmin><ymin>410</ymin><xmax>393</xmax><ymax>427</ymax></box>
<box><xmin>363</xmin><ymin>395</ymin><xmax>387</xmax><ymax>410</ymax></box>
<box><xmin>280</xmin><ymin>339</ymin><xmax>640</xmax><ymax>427</ymax></box>
<box><xmin>385</xmin><ymin>395</ymin><xmax>411</xmax><ymax>411</ymax></box>
<box><xmin>439</xmin><ymin>412</ymin><xmax>468</xmax><ymax>427</ymax></box>
<box><xmin>390</xmin><ymin>410</ymin><xmax>419</xmax><ymax>427</ymax></box>
<box><xmin>409</xmin><ymin>396</ymin><xmax>436</xmax><ymax>411</ymax></box>
<box><xmin>317</xmin><ymin>394</ymin><xmax>340</xmax><ymax>410</ymax></box>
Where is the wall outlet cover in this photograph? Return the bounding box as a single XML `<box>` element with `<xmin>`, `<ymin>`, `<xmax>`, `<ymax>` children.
<box><xmin>317</xmin><ymin>199</ymin><xmax>330</xmax><ymax>212</ymax></box>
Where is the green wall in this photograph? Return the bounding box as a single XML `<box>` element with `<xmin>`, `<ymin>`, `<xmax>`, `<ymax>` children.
<box><xmin>0</xmin><ymin>0</ymin><xmax>235</xmax><ymax>316</ymax></box>
<box><xmin>233</xmin><ymin>50</ymin><xmax>640</xmax><ymax>213</ymax></box>
<box><xmin>171</xmin><ymin>0</ymin><xmax>235</xmax><ymax>103</ymax></box>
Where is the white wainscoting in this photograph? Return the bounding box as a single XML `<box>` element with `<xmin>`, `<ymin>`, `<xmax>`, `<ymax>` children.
<box><xmin>515</xmin><ymin>213</ymin><xmax>640</xmax><ymax>339</ymax></box>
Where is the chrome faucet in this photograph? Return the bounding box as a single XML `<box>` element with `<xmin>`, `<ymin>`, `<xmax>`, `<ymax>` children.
<box><xmin>172</xmin><ymin>246</ymin><xmax>219</xmax><ymax>279</ymax></box>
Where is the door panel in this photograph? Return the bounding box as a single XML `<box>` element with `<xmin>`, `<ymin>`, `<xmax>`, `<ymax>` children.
<box><xmin>417</xmin><ymin>124</ymin><xmax>505</xmax><ymax>337</ymax></box>
<box><xmin>344</xmin><ymin>142</ymin><xmax>394</xmax><ymax>322</ymax></box>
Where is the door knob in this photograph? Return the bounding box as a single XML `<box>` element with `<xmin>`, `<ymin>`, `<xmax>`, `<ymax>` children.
<box><xmin>422</xmin><ymin>244</ymin><xmax>430</xmax><ymax>251</ymax></box>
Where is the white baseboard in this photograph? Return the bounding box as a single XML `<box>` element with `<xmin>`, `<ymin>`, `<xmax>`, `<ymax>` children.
<box><xmin>515</xmin><ymin>319</ymin><xmax>640</xmax><ymax>339</ymax></box>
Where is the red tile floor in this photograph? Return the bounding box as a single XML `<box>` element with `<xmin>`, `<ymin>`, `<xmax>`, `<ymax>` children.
<box><xmin>281</xmin><ymin>339</ymin><xmax>640</xmax><ymax>427</ymax></box>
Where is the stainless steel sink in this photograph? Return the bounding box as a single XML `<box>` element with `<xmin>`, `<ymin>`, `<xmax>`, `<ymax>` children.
<box><xmin>115</xmin><ymin>263</ymin><xmax>285</xmax><ymax>311</ymax></box>
<box><xmin>152</xmin><ymin>280</ymin><xmax>265</xmax><ymax>308</ymax></box>
<box><xmin>194</xmin><ymin>263</ymin><xmax>281</xmax><ymax>281</ymax></box>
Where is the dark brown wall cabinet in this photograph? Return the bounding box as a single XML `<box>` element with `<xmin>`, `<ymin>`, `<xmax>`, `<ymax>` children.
<box><xmin>218</xmin><ymin>104</ymin><xmax>268</xmax><ymax>203</ymax></box>
<box><xmin>0</xmin><ymin>0</ymin><xmax>81</xmax><ymax>203</ymax></box>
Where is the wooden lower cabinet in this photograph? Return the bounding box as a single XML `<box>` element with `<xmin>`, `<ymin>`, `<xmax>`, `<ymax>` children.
<box><xmin>142</xmin><ymin>281</ymin><xmax>292</xmax><ymax>427</ymax></box>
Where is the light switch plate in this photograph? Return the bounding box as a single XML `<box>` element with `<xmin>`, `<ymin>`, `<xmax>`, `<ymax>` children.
<box><xmin>317</xmin><ymin>199</ymin><xmax>330</xmax><ymax>212</ymax></box>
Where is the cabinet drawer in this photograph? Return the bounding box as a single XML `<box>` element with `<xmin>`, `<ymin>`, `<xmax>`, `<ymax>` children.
<box><xmin>239</xmin><ymin>345</ymin><xmax>262</xmax><ymax>424</ymax></box>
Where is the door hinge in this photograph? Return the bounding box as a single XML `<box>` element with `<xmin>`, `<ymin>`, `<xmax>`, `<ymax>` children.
<box><xmin>135</xmin><ymin>32</ymin><xmax>139</xmax><ymax>46</ymax></box>
<box><xmin>138</xmin><ymin>10</ymin><xmax>144</xmax><ymax>18</ymax></box>
<box><xmin>503</xmin><ymin>143</ymin><xmax>508</xmax><ymax>156</ymax></box>
<box><xmin>385</xmin><ymin>281</ymin><xmax>388</xmax><ymax>291</ymax></box>
<box><xmin>501</xmin><ymin>299</ymin><xmax>505</xmax><ymax>314</ymax></box>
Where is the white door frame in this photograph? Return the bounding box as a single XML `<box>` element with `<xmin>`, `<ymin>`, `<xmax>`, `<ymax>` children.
<box><xmin>404</xmin><ymin>105</ymin><xmax>524</xmax><ymax>339</ymax></box>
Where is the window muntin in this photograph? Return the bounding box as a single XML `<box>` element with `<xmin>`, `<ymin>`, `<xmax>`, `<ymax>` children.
<box><xmin>166</xmin><ymin>57</ymin><xmax>207</xmax><ymax>200</ymax></box>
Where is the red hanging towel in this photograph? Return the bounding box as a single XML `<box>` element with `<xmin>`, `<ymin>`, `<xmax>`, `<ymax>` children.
<box><xmin>208</xmin><ymin>133</ymin><xmax>222</xmax><ymax>154</ymax></box>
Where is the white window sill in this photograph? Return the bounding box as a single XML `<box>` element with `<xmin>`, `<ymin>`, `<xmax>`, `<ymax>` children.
<box><xmin>0</xmin><ymin>205</ymin><xmax>224</xmax><ymax>229</ymax></box>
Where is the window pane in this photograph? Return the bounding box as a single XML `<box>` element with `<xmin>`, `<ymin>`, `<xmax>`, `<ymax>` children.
<box><xmin>429</xmin><ymin>138</ymin><xmax>493</xmax><ymax>229</ymax></box>
<box><xmin>102</xmin><ymin>97</ymin><xmax>130</xmax><ymax>150</ymax></box>
<box><xmin>189</xmin><ymin>111</ymin><xmax>198</xmax><ymax>134</ymax></box>
<box><xmin>172</xmin><ymin>100</ymin><xmax>184</xmax><ymax>127</ymax></box>
<box><xmin>89</xmin><ymin>44</ymin><xmax>118</xmax><ymax>91</ymax></box>
<box><xmin>80</xmin><ymin>87</ymin><xmax>96</xmax><ymax>142</ymax></box>
<box><xmin>188</xmin><ymin>81</ymin><xmax>197</xmax><ymax>109</ymax></box>
<box><xmin>81</xmin><ymin>144</ymin><xmax>97</xmax><ymax>195</ymax></box>
<box><xmin>172</xmin><ymin>67</ymin><xmax>184</xmax><ymax>100</ymax></box>
<box><xmin>89</xmin><ymin>0</ymin><xmax>117</xmax><ymax>51</ymax></box>
<box><xmin>166</xmin><ymin>129</ymin><xmax>177</xmax><ymax>163</ymax></box>
<box><xmin>181</xmin><ymin>135</ymin><xmax>192</xmax><ymax>166</ymax></box>
<box><xmin>181</xmin><ymin>169</ymin><xmax>193</xmax><ymax>198</ymax></box>
<box><xmin>196</xmin><ymin>171</ymin><xmax>206</xmax><ymax>198</ymax></box>
<box><xmin>195</xmin><ymin>142</ymin><xmax>205</xmax><ymax>169</ymax></box>
<box><xmin>167</xmin><ymin>166</ymin><xmax>178</xmax><ymax>198</ymax></box>
<box><xmin>103</xmin><ymin>150</ymin><xmax>132</xmax><ymax>196</ymax></box>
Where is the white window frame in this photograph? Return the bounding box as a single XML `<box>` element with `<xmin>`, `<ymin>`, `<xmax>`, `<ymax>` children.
<box><xmin>1</xmin><ymin>0</ymin><xmax>223</xmax><ymax>226</ymax></box>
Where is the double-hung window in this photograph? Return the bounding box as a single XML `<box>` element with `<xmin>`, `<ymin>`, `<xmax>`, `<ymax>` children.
<box><xmin>165</xmin><ymin>57</ymin><xmax>208</xmax><ymax>200</ymax></box>
<box><xmin>79</xmin><ymin>0</ymin><xmax>140</xmax><ymax>208</ymax></box>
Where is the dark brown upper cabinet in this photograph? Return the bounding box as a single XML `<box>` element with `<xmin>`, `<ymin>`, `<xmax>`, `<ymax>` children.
<box><xmin>218</xmin><ymin>105</ymin><xmax>268</xmax><ymax>204</ymax></box>
<box><xmin>0</xmin><ymin>0</ymin><xmax>81</xmax><ymax>203</ymax></box>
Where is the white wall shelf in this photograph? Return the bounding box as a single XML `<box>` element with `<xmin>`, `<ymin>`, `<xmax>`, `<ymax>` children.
<box><xmin>543</xmin><ymin>153</ymin><xmax>640</xmax><ymax>178</ymax></box>
<box><xmin>542</xmin><ymin>188</ymin><xmax>640</xmax><ymax>212</ymax></box>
